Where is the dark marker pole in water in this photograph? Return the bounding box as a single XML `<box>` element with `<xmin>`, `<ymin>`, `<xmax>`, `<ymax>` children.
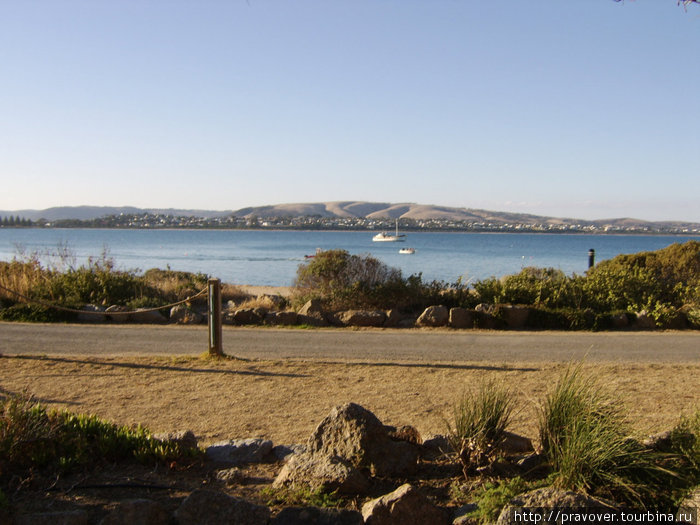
<box><xmin>588</xmin><ymin>249</ymin><xmax>595</xmax><ymax>269</ymax></box>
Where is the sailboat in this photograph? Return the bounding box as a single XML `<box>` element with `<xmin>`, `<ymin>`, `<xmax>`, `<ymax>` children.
<box><xmin>372</xmin><ymin>220</ymin><xmax>406</xmax><ymax>242</ymax></box>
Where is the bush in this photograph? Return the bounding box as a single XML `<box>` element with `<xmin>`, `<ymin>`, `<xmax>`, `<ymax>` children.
<box><xmin>446</xmin><ymin>379</ymin><xmax>514</xmax><ymax>477</ymax></box>
<box><xmin>291</xmin><ymin>249</ymin><xmax>449</xmax><ymax>311</ymax></box>
<box><xmin>0</xmin><ymin>247</ymin><xmax>212</xmax><ymax>319</ymax></box>
<box><xmin>583</xmin><ymin>241</ymin><xmax>700</xmax><ymax>316</ymax></box>
<box><xmin>538</xmin><ymin>365</ymin><xmax>682</xmax><ymax>508</ymax></box>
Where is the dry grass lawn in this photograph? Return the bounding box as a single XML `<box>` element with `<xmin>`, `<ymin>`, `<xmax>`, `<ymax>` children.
<box><xmin>1</xmin><ymin>354</ymin><xmax>698</xmax><ymax>447</ymax></box>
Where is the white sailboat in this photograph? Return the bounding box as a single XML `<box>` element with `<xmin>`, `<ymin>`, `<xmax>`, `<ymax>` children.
<box><xmin>372</xmin><ymin>220</ymin><xmax>406</xmax><ymax>242</ymax></box>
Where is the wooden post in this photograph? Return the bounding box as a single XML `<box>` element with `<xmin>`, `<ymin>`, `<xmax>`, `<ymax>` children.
<box><xmin>588</xmin><ymin>249</ymin><xmax>596</xmax><ymax>269</ymax></box>
<box><xmin>208</xmin><ymin>278</ymin><xmax>223</xmax><ymax>356</ymax></box>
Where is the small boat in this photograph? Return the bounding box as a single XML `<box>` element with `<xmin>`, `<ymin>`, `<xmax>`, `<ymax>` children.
<box><xmin>305</xmin><ymin>248</ymin><xmax>322</xmax><ymax>259</ymax></box>
<box><xmin>399</xmin><ymin>247</ymin><xmax>415</xmax><ymax>254</ymax></box>
<box><xmin>372</xmin><ymin>220</ymin><xmax>406</xmax><ymax>242</ymax></box>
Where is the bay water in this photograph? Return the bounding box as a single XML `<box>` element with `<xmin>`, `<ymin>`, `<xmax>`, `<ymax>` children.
<box><xmin>0</xmin><ymin>228</ymin><xmax>697</xmax><ymax>287</ymax></box>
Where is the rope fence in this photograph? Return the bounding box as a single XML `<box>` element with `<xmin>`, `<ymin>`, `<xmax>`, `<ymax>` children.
<box><xmin>0</xmin><ymin>282</ymin><xmax>208</xmax><ymax>316</ymax></box>
<box><xmin>0</xmin><ymin>278</ymin><xmax>224</xmax><ymax>356</ymax></box>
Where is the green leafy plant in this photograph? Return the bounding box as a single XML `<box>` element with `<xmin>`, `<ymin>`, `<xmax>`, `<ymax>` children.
<box><xmin>0</xmin><ymin>393</ymin><xmax>200</xmax><ymax>486</ymax></box>
<box><xmin>466</xmin><ymin>477</ymin><xmax>550</xmax><ymax>524</ymax></box>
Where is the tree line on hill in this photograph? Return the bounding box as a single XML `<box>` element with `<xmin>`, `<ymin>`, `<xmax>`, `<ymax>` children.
<box><xmin>0</xmin><ymin>216</ymin><xmax>33</xmax><ymax>227</ymax></box>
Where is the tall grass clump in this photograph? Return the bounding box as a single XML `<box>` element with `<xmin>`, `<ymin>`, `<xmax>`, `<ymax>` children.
<box><xmin>446</xmin><ymin>379</ymin><xmax>514</xmax><ymax>477</ymax></box>
<box><xmin>670</xmin><ymin>407</ymin><xmax>700</xmax><ymax>486</ymax></box>
<box><xmin>539</xmin><ymin>365</ymin><xmax>681</xmax><ymax>508</ymax></box>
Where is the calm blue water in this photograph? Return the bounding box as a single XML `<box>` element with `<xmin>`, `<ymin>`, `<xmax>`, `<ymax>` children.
<box><xmin>0</xmin><ymin>229</ymin><xmax>697</xmax><ymax>286</ymax></box>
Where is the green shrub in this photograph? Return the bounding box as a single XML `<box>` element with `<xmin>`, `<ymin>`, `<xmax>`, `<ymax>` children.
<box><xmin>0</xmin><ymin>393</ymin><xmax>200</xmax><ymax>485</ymax></box>
<box><xmin>291</xmin><ymin>249</ymin><xmax>449</xmax><ymax>311</ymax></box>
<box><xmin>33</xmin><ymin>254</ymin><xmax>151</xmax><ymax>307</ymax></box>
<box><xmin>467</xmin><ymin>477</ymin><xmax>549</xmax><ymax>524</ymax></box>
<box><xmin>538</xmin><ymin>365</ymin><xmax>681</xmax><ymax>508</ymax></box>
<box><xmin>499</xmin><ymin>268</ymin><xmax>582</xmax><ymax>309</ymax></box>
<box><xmin>583</xmin><ymin>241</ymin><xmax>700</xmax><ymax>314</ymax></box>
<box><xmin>446</xmin><ymin>379</ymin><xmax>514</xmax><ymax>477</ymax></box>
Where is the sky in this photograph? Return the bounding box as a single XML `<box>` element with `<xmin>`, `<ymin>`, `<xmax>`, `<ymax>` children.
<box><xmin>1</xmin><ymin>1</ymin><xmax>699</xmax><ymax>222</ymax></box>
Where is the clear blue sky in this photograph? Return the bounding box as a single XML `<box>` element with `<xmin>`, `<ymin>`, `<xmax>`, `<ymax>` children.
<box><xmin>2</xmin><ymin>1</ymin><xmax>699</xmax><ymax>221</ymax></box>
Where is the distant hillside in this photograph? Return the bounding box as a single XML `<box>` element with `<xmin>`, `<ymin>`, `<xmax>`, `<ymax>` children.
<box><xmin>0</xmin><ymin>206</ymin><xmax>231</xmax><ymax>221</ymax></box>
<box><xmin>2</xmin><ymin>202</ymin><xmax>700</xmax><ymax>231</ymax></box>
<box><xmin>230</xmin><ymin>201</ymin><xmax>700</xmax><ymax>231</ymax></box>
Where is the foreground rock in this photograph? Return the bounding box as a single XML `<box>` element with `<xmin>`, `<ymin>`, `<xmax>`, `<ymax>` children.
<box><xmin>99</xmin><ymin>499</ymin><xmax>168</xmax><ymax>525</ymax></box>
<box><xmin>14</xmin><ymin>510</ymin><xmax>89</xmax><ymax>525</ymax></box>
<box><xmin>273</xmin><ymin>403</ymin><xmax>420</xmax><ymax>495</ymax></box>
<box><xmin>205</xmin><ymin>438</ymin><xmax>273</xmax><ymax>466</ymax></box>
<box><xmin>272</xmin><ymin>506</ymin><xmax>363</xmax><ymax>525</ymax></box>
<box><xmin>273</xmin><ymin>452</ymin><xmax>370</xmax><ymax>494</ymax></box>
<box><xmin>307</xmin><ymin>402</ymin><xmax>420</xmax><ymax>477</ymax></box>
<box><xmin>174</xmin><ymin>489</ymin><xmax>270</xmax><ymax>525</ymax></box>
<box><xmin>361</xmin><ymin>484</ymin><xmax>450</xmax><ymax>525</ymax></box>
<box><xmin>496</xmin><ymin>487</ymin><xmax>617</xmax><ymax>525</ymax></box>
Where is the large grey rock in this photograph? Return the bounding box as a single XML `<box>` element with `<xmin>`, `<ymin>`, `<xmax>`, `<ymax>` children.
<box><xmin>105</xmin><ymin>305</ymin><xmax>131</xmax><ymax>323</ymax></box>
<box><xmin>384</xmin><ymin>309</ymin><xmax>402</xmax><ymax>328</ymax></box>
<box><xmin>611</xmin><ymin>312</ymin><xmax>629</xmax><ymax>329</ymax></box>
<box><xmin>361</xmin><ymin>483</ymin><xmax>450</xmax><ymax>525</ymax></box>
<box><xmin>500</xmin><ymin>431</ymin><xmax>534</xmax><ymax>454</ymax></box>
<box><xmin>227</xmin><ymin>308</ymin><xmax>265</xmax><ymax>325</ymax></box>
<box><xmin>499</xmin><ymin>305</ymin><xmax>530</xmax><ymax>329</ymax></box>
<box><xmin>272</xmin><ymin>507</ymin><xmax>363</xmax><ymax>525</ymax></box>
<box><xmin>307</xmin><ymin>403</ymin><xmax>419</xmax><ymax>477</ymax></box>
<box><xmin>331</xmin><ymin>310</ymin><xmax>386</xmax><ymax>327</ymax></box>
<box><xmin>265</xmin><ymin>311</ymin><xmax>298</xmax><ymax>326</ymax></box>
<box><xmin>272</xmin><ymin>452</ymin><xmax>370</xmax><ymax>494</ymax></box>
<box><xmin>416</xmin><ymin>305</ymin><xmax>449</xmax><ymax>327</ymax></box>
<box><xmin>297</xmin><ymin>299</ymin><xmax>329</xmax><ymax>326</ymax></box>
<box><xmin>170</xmin><ymin>304</ymin><xmax>204</xmax><ymax>324</ymax></box>
<box><xmin>496</xmin><ymin>487</ymin><xmax>616</xmax><ymax>525</ymax></box>
<box><xmin>422</xmin><ymin>434</ymin><xmax>453</xmax><ymax>457</ymax></box>
<box><xmin>152</xmin><ymin>430</ymin><xmax>198</xmax><ymax>450</ymax></box>
<box><xmin>130</xmin><ymin>308</ymin><xmax>168</xmax><ymax>324</ymax></box>
<box><xmin>215</xmin><ymin>467</ymin><xmax>246</xmax><ymax>485</ymax></box>
<box><xmin>77</xmin><ymin>304</ymin><xmax>107</xmax><ymax>323</ymax></box>
<box><xmin>635</xmin><ymin>310</ymin><xmax>657</xmax><ymax>329</ymax></box>
<box><xmin>272</xmin><ymin>443</ymin><xmax>307</xmax><ymax>461</ymax></box>
<box><xmin>174</xmin><ymin>489</ymin><xmax>270</xmax><ymax>525</ymax></box>
<box><xmin>449</xmin><ymin>307</ymin><xmax>474</xmax><ymax>329</ymax></box>
<box><xmin>99</xmin><ymin>499</ymin><xmax>168</xmax><ymax>525</ymax></box>
<box><xmin>205</xmin><ymin>438</ymin><xmax>273</xmax><ymax>466</ymax></box>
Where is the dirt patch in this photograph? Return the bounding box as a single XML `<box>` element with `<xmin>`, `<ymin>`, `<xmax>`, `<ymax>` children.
<box><xmin>1</xmin><ymin>355</ymin><xmax>697</xmax><ymax>446</ymax></box>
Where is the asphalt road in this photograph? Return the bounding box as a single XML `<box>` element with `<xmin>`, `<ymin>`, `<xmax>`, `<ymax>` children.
<box><xmin>1</xmin><ymin>322</ymin><xmax>698</xmax><ymax>363</ymax></box>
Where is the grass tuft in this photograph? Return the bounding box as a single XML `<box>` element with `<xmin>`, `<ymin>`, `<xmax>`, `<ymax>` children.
<box><xmin>446</xmin><ymin>378</ymin><xmax>514</xmax><ymax>477</ymax></box>
<box><xmin>538</xmin><ymin>364</ymin><xmax>684</xmax><ymax>508</ymax></box>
